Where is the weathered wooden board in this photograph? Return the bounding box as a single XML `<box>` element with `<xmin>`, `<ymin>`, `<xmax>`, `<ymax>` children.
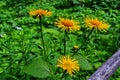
<box><xmin>89</xmin><ymin>49</ymin><xmax>120</xmax><ymax>80</ymax></box>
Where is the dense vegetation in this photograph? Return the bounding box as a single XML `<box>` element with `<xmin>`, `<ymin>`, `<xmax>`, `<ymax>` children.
<box><xmin>0</xmin><ymin>0</ymin><xmax>120</xmax><ymax>80</ymax></box>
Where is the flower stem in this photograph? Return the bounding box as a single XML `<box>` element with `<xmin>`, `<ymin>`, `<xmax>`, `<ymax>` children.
<box><xmin>72</xmin><ymin>27</ymin><xmax>94</xmax><ymax>56</ymax></box>
<box><xmin>39</xmin><ymin>17</ymin><xmax>46</xmax><ymax>57</ymax></box>
<box><xmin>64</xmin><ymin>31</ymin><xmax>68</xmax><ymax>55</ymax></box>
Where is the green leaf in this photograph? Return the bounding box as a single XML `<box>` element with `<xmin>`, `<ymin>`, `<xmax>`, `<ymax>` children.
<box><xmin>65</xmin><ymin>75</ymin><xmax>73</xmax><ymax>80</ymax></box>
<box><xmin>94</xmin><ymin>62</ymin><xmax>102</xmax><ymax>68</ymax></box>
<box><xmin>6</xmin><ymin>74</ymin><xmax>19</xmax><ymax>80</ymax></box>
<box><xmin>43</xmin><ymin>29</ymin><xmax>59</xmax><ymax>35</ymax></box>
<box><xmin>75</xmin><ymin>55</ymin><xmax>93</xmax><ymax>70</ymax></box>
<box><xmin>0</xmin><ymin>1</ymin><xmax>6</xmax><ymax>7</ymax></box>
<box><xmin>23</xmin><ymin>56</ymin><xmax>51</xmax><ymax>78</ymax></box>
<box><xmin>0</xmin><ymin>67</ymin><xmax>3</xmax><ymax>73</ymax></box>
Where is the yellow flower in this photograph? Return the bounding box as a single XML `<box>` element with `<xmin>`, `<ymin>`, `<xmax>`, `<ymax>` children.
<box><xmin>55</xmin><ymin>18</ymin><xmax>80</xmax><ymax>32</ymax></box>
<box><xmin>57</xmin><ymin>56</ymin><xmax>80</xmax><ymax>76</ymax></box>
<box><xmin>29</xmin><ymin>9</ymin><xmax>52</xmax><ymax>17</ymax></box>
<box><xmin>85</xmin><ymin>17</ymin><xmax>109</xmax><ymax>31</ymax></box>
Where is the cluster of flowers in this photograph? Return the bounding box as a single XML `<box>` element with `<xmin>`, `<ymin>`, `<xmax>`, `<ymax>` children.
<box><xmin>29</xmin><ymin>9</ymin><xmax>109</xmax><ymax>76</ymax></box>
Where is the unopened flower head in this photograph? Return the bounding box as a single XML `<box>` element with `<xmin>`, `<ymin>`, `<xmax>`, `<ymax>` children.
<box><xmin>85</xmin><ymin>17</ymin><xmax>109</xmax><ymax>31</ymax></box>
<box><xmin>73</xmin><ymin>45</ymin><xmax>79</xmax><ymax>49</ymax></box>
<box><xmin>55</xmin><ymin>18</ymin><xmax>80</xmax><ymax>32</ymax></box>
<box><xmin>57</xmin><ymin>56</ymin><xmax>80</xmax><ymax>76</ymax></box>
<box><xmin>29</xmin><ymin>9</ymin><xmax>52</xmax><ymax>17</ymax></box>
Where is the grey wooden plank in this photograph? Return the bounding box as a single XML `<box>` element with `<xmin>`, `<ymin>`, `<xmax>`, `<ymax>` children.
<box><xmin>89</xmin><ymin>49</ymin><xmax>120</xmax><ymax>80</ymax></box>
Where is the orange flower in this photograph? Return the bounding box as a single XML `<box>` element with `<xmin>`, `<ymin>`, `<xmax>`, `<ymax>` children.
<box><xmin>57</xmin><ymin>56</ymin><xmax>80</xmax><ymax>76</ymax></box>
<box><xmin>29</xmin><ymin>9</ymin><xmax>52</xmax><ymax>17</ymax></box>
<box><xmin>55</xmin><ymin>18</ymin><xmax>80</xmax><ymax>32</ymax></box>
<box><xmin>85</xmin><ymin>17</ymin><xmax>109</xmax><ymax>31</ymax></box>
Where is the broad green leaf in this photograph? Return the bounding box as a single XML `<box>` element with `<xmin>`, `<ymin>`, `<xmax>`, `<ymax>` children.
<box><xmin>75</xmin><ymin>55</ymin><xmax>93</xmax><ymax>70</ymax></box>
<box><xmin>23</xmin><ymin>56</ymin><xmax>51</xmax><ymax>78</ymax></box>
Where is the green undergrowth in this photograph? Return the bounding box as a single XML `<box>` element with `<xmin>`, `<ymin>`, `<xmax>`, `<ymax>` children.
<box><xmin>0</xmin><ymin>0</ymin><xmax>120</xmax><ymax>80</ymax></box>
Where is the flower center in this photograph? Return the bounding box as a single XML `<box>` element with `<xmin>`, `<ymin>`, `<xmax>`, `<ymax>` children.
<box><xmin>37</xmin><ymin>11</ymin><xmax>45</xmax><ymax>15</ymax></box>
<box><xmin>62</xmin><ymin>20</ymin><xmax>73</xmax><ymax>27</ymax></box>
<box><xmin>91</xmin><ymin>20</ymin><xmax>101</xmax><ymax>27</ymax></box>
<box><xmin>64</xmin><ymin>62</ymin><xmax>71</xmax><ymax>68</ymax></box>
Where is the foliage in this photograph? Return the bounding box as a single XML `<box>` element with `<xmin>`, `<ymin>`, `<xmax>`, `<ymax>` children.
<box><xmin>23</xmin><ymin>56</ymin><xmax>52</xmax><ymax>78</ymax></box>
<box><xmin>0</xmin><ymin>0</ymin><xmax>119</xmax><ymax>80</ymax></box>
